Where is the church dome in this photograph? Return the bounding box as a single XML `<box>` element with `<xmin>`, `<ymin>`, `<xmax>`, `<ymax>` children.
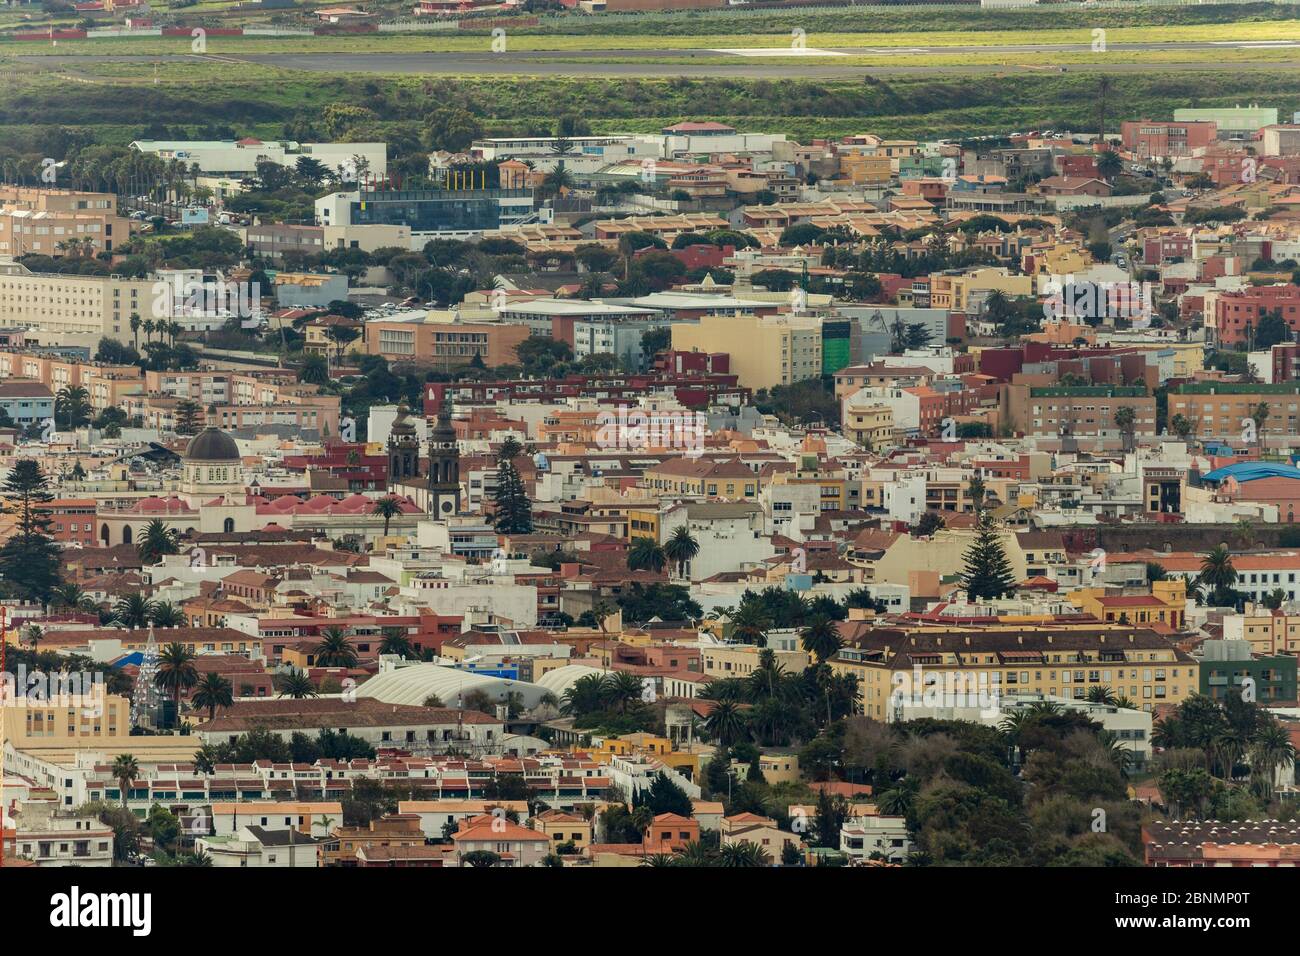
<box><xmin>390</xmin><ymin>404</ymin><xmax>417</xmax><ymax>436</ymax></box>
<box><xmin>184</xmin><ymin>426</ymin><xmax>240</xmax><ymax>462</ymax></box>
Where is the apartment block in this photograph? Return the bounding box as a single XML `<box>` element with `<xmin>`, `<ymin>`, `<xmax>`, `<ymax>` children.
<box><xmin>831</xmin><ymin>624</ymin><xmax>1199</xmax><ymax>719</ymax></box>
<box><xmin>670</xmin><ymin>312</ymin><xmax>823</xmax><ymax>390</ymax></box>
<box><xmin>1168</xmin><ymin>382</ymin><xmax>1300</xmax><ymax>441</ymax></box>
<box><xmin>0</xmin><ymin>260</ymin><xmax>158</xmax><ymax>341</ymax></box>
<box><xmin>365</xmin><ymin>317</ymin><xmax>530</xmax><ymax>367</ymax></box>
<box><xmin>1007</xmin><ymin>384</ymin><xmax>1156</xmax><ymax>441</ymax></box>
<box><xmin>0</xmin><ymin>186</ymin><xmax>130</xmax><ymax>258</ymax></box>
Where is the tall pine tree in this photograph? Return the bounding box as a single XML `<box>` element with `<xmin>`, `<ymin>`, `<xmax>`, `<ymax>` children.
<box><xmin>0</xmin><ymin>459</ymin><xmax>63</xmax><ymax>603</ymax></box>
<box><xmin>492</xmin><ymin>455</ymin><xmax>532</xmax><ymax>534</ymax></box>
<box><xmin>959</xmin><ymin>515</ymin><xmax>1016</xmax><ymax>600</ymax></box>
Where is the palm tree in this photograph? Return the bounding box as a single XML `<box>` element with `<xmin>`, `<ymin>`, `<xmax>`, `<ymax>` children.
<box><xmin>663</xmin><ymin>525</ymin><xmax>700</xmax><ymax>580</ymax></box>
<box><xmin>1198</xmin><ymin>544</ymin><xmax>1238</xmax><ymax>603</ymax></box>
<box><xmin>113</xmin><ymin>593</ymin><xmax>157</xmax><ymax>628</ymax></box>
<box><xmin>1096</xmin><ymin>147</ymin><xmax>1123</xmax><ymax>181</ymax></box>
<box><xmin>312</xmin><ymin>627</ymin><xmax>358</xmax><ymax>668</ymax></box>
<box><xmin>1250</xmin><ymin>719</ymin><xmax>1297</xmax><ymax>800</ymax></box>
<box><xmin>1098</xmin><ymin>730</ymin><xmax>1134</xmax><ymax>773</ymax></box>
<box><xmin>54</xmin><ymin>384</ymin><xmax>92</xmax><ymax>430</ymax></box>
<box><xmin>150</xmin><ymin>601</ymin><xmax>186</xmax><ymax>628</ymax></box>
<box><xmin>800</xmin><ymin>617</ymin><xmax>843</xmax><ymax>664</ymax></box>
<box><xmin>748</xmin><ymin>648</ymin><xmax>787</xmax><ymax>702</ymax></box>
<box><xmin>277</xmin><ymin>668</ymin><xmax>318</xmax><ymax>699</ymax></box>
<box><xmin>718</xmin><ymin>841</ymin><xmax>770</xmax><ymax>867</ymax></box>
<box><xmin>379</xmin><ymin>627</ymin><xmax>413</xmax><ymax>659</ymax></box>
<box><xmin>51</xmin><ymin>583</ymin><xmax>98</xmax><ymax>612</ymax></box>
<box><xmin>967</xmin><ymin>475</ymin><xmax>987</xmax><ymax>514</ymax></box>
<box><xmin>1213</xmin><ymin>726</ymin><xmax>1251</xmax><ymax>780</ymax></box>
<box><xmin>24</xmin><ymin>625</ymin><xmax>43</xmax><ymax>651</ymax></box>
<box><xmin>154</xmin><ymin>642</ymin><xmax>198</xmax><ymax>731</ymax></box>
<box><xmin>676</xmin><ymin>839</ymin><xmax>715</xmax><ymax>868</ymax></box>
<box><xmin>191</xmin><ymin>672</ymin><xmax>234</xmax><ymax>721</ymax></box>
<box><xmin>605</xmin><ymin>670</ymin><xmax>646</xmax><ymax>714</ymax></box>
<box><xmin>704</xmin><ymin>700</ymin><xmax>748</xmax><ymax>746</ymax></box>
<box><xmin>110</xmin><ymin>753</ymin><xmax>139</xmax><ymax>808</ymax></box>
<box><xmin>372</xmin><ymin>496</ymin><xmax>403</xmax><ymax>537</ymax></box>
<box><xmin>729</xmin><ymin>602</ymin><xmax>771</xmax><ymax>647</ymax></box>
<box><xmin>542</xmin><ymin>160</ymin><xmax>574</xmax><ymax>200</ymax></box>
<box><xmin>1114</xmin><ymin>406</ymin><xmax>1136</xmax><ymax>452</ymax></box>
<box><xmin>1084</xmin><ymin>686</ymin><xmax>1118</xmax><ymax>705</ymax></box>
<box><xmin>1150</xmin><ymin>714</ymin><xmax>1186</xmax><ymax>751</ymax></box>
<box><xmin>561</xmin><ymin>673</ymin><xmax>610</xmax><ymax>716</ymax></box>
<box><xmin>641</xmin><ymin>853</ymin><xmax>677</xmax><ymax>867</ymax></box>
<box><xmin>876</xmin><ymin>779</ymin><xmax>919</xmax><ymax>816</ymax></box>
<box><xmin>627</xmin><ymin>536</ymin><xmax>668</xmax><ymax>574</ymax></box>
<box><xmin>129</xmin><ymin>313</ymin><xmax>142</xmax><ymax>349</ymax></box>
<box><xmin>137</xmin><ymin>518</ymin><xmax>180</xmax><ymax>564</ymax></box>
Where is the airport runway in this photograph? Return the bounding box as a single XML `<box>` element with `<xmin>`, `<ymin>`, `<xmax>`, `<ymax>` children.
<box><xmin>21</xmin><ymin>38</ymin><xmax>1300</xmax><ymax>78</ymax></box>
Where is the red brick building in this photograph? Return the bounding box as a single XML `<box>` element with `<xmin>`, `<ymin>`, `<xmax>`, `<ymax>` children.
<box><xmin>49</xmin><ymin>498</ymin><xmax>98</xmax><ymax>547</ymax></box>
<box><xmin>1213</xmin><ymin>284</ymin><xmax>1300</xmax><ymax>346</ymax></box>
<box><xmin>1120</xmin><ymin>120</ymin><xmax>1217</xmax><ymax>158</ymax></box>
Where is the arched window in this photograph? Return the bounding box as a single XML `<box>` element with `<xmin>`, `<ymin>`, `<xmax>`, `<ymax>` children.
<box><xmin>224</xmin><ymin>517</ymin><xmax>235</xmax><ymax>533</ymax></box>
<box><xmin>122</xmin><ymin>524</ymin><xmax>132</xmax><ymax>545</ymax></box>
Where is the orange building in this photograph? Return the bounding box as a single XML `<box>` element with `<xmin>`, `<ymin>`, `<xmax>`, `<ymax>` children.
<box><xmin>365</xmin><ymin>319</ymin><xmax>529</xmax><ymax>368</ymax></box>
<box><xmin>643</xmin><ymin>812</ymin><xmax>700</xmax><ymax>854</ymax></box>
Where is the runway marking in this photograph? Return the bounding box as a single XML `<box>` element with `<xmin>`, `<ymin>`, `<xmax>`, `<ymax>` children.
<box><xmin>1210</xmin><ymin>40</ymin><xmax>1300</xmax><ymax>47</ymax></box>
<box><xmin>711</xmin><ymin>47</ymin><xmax>848</xmax><ymax>57</ymax></box>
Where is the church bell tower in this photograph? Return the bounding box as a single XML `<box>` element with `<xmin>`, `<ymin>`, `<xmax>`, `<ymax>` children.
<box><xmin>387</xmin><ymin>404</ymin><xmax>420</xmax><ymax>490</ymax></box>
<box><xmin>427</xmin><ymin>394</ymin><xmax>460</xmax><ymax>517</ymax></box>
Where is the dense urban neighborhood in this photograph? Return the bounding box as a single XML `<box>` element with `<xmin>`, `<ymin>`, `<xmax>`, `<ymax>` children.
<box><xmin>1</xmin><ymin>5</ymin><xmax>1300</xmax><ymax>912</ymax></box>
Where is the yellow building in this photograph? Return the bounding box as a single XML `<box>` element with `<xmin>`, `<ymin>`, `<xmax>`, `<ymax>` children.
<box><xmin>590</xmin><ymin>732</ymin><xmax>701</xmax><ymax>781</ymax></box>
<box><xmin>839</xmin><ymin>153</ymin><xmax>893</xmax><ymax>185</ymax></box>
<box><xmin>928</xmin><ymin>268</ymin><xmax>1036</xmax><ymax>312</ymax></box>
<box><xmin>641</xmin><ymin>457</ymin><xmax>758</xmax><ymax>499</ymax></box>
<box><xmin>831</xmin><ymin>624</ymin><xmax>1199</xmax><ymax>718</ymax></box>
<box><xmin>2</xmin><ymin>693</ymin><xmax>129</xmax><ymax>747</ymax></box>
<box><xmin>628</xmin><ymin>508</ymin><xmax>660</xmax><ymax>544</ymax></box>
<box><xmin>1069</xmin><ymin>580</ymin><xmax>1187</xmax><ymax>629</ymax></box>
<box><xmin>1024</xmin><ymin>242</ymin><xmax>1091</xmax><ymax>276</ymax></box>
<box><xmin>701</xmin><ymin>643</ymin><xmax>810</xmax><ymax>680</ymax></box>
<box><xmin>532</xmin><ymin>809</ymin><xmax>593</xmax><ymax>852</ymax></box>
<box><xmin>843</xmin><ymin>401</ymin><xmax>896</xmax><ymax>451</ymax></box>
<box><xmin>757</xmin><ymin>752</ymin><xmax>800</xmax><ymax>786</ymax></box>
<box><xmin>1223</xmin><ymin>607</ymin><xmax>1300</xmax><ymax>656</ymax></box>
<box><xmin>671</xmin><ymin>313</ymin><xmax>823</xmax><ymax>390</ymax></box>
<box><xmin>0</xmin><ymin>261</ymin><xmax>157</xmax><ymax>342</ymax></box>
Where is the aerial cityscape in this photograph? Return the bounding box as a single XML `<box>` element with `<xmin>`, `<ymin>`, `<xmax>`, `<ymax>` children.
<box><xmin>0</xmin><ymin>0</ymin><xmax>1299</xmax><ymax>906</ymax></box>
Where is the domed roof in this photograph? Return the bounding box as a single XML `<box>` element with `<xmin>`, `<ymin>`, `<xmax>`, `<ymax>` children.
<box><xmin>390</xmin><ymin>404</ymin><xmax>416</xmax><ymax>436</ymax></box>
<box><xmin>184</xmin><ymin>426</ymin><xmax>240</xmax><ymax>462</ymax></box>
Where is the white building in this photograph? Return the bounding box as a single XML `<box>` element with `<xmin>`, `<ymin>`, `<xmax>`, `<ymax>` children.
<box><xmin>659</xmin><ymin>501</ymin><xmax>776</xmax><ymax>583</ymax></box>
<box><xmin>197</xmin><ymin>825</ymin><xmax>322</xmax><ymax>867</ymax></box>
<box><xmin>840</xmin><ymin>815</ymin><xmax>911</xmax><ymax>864</ymax></box>
<box><xmin>894</xmin><ymin>692</ymin><xmax>1153</xmax><ymax>769</ymax></box>
<box><xmin>131</xmin><ymin>139</ymin><xmax>388</xmax><ymax>180</ymax></box>
<box><xmin>209</xmin><ymin>802</ymin><xmax>341</xmax><ymax>838</ymax></box>
<box><xmin>5</xmin><ymin>800</ymin><xmax>114</xmax><ymax>867</ymax></box>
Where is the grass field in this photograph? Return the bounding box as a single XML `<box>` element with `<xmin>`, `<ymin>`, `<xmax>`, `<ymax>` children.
<box><xmin>8</xmin><ymin>19</ymin><xmax>1300</xmax><ymax>56</ymax></box>
<box><xmin>5</xmin><ymin>56</ymin><xmax>1300</xmax><ymax>143</ymax></box>
<box><xmin>3</xmin><ymin>3</ymin><xmax>1300</xmax><ymax>151</ymax></box>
